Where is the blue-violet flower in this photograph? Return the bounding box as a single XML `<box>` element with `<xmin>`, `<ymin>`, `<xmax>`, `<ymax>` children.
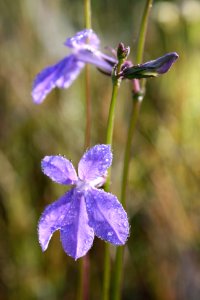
<box><xmin>32</xmin><ymin>29</ymin><xmax>116</xmax><ymax>104</ymax></box>
<box><xmin>122</xmin><ymin>52</ymin><xmax>178</xmax><ymax>79</ymax></box>
<box><xmin>38</xmin><ymin>144</ymin><xmax>129</xmax><ymax>260</ymax></box>
<box><xmin>32</xmin><ymin>29</ymin><xmax>178</xmax><ymax>104</ymax></box>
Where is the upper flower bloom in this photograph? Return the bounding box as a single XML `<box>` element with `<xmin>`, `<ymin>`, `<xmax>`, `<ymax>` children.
<box><xmin>38</xmin><ymin>144</ymin><xmax>129</xmax><ymax>260</ymax></box>
<box><xmin>32</xmin><ymin>29</ymin><xmax>179</xmax><ymax>104</ymax></box>
<box><xmin>32</xmin><ymin>29</ymin><xmax>116</xmax><ymax>104</ymax></box>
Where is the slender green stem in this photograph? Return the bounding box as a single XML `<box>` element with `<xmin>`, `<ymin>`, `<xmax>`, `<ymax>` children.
<box><xmin>112</xmin><ymin>94</ymin><xmax>142</xmax><ymax>300</ymax></box>
<box><xmin>84</xmin><ymin>0</ymin><xmax>92</xmax><ymax>149</ymax></box>
<box><xmin>120</xmin><ymin>94</ymin><xmax>142</xmax><ymax>209</ymax></box>
<box><xmin>77</xmin><ymin>259</ymin><xmax>84</xmax><ymax>300</ymax></box>
<box><xmin>102</xmin><ymin>243</ymin><xmax>111</xmax><ymax>300</ymax></box>
<box><xmin>106</xmin><ymin>82</ymin><xmax>119</xmax><ymax>146</ymax></box>
<box><xmin>84</xmin><ymin>65</ymin><xmax>91</xmax><ymax>149</ymax></box>
<box><xmin>77</xmin><ymin>1</ymin><xmax>91</xmax><ymax>300</ymax></box>
<box><xmin>102</xmin><ymin>60</ymin><xmax>124</xmax><ymax>300</ymax></box>
<box><xmin>112</xmin><ymin>1</ymin><xmax>153</xmax><ymax>300</ymax></box>
<box><xmin>84</xmin><ymin>0</ymin><xmax>91</xmax><ymax>29</ymax></box>
<box><xmin>136</xmin><ymin>0</ymin><xmax>153</xmax><ymax>64</ymax></box>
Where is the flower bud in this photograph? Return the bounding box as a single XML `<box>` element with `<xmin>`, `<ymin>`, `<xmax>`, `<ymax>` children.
<box><xmin>117</xmin><ymin>43</ymin><xmax>130</xmax><ymax>61</ymax></box>
<box><xmin>122</xmin><ymin>52</ymin><xmax>179</xmax><ymax>79</ymax></box>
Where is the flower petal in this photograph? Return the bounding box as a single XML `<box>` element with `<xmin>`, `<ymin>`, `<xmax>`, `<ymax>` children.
<box><xmin>32</xmin><ymin>55</ymin><xmax>84</xmax><ymax>104</ymax></box>
<box><xmin>41</xmin><ymin>155</ymin><xmax>78</xmax><ymax>185</ymax></box>
<box><xmin>78</xmin><ymin>144</ymin><xmax>112</xmax><ymax>182</ymax></box>
<box><xmin>123</xmin><ymin>52</ymin><xmax>179</xmax><ymax>79</ymax></box>
<box><xmin>86</xmin><ymin>188</ymin><xmax>129</xmax><ymax>245</ymax></box>
<box><xmin>65</xmin><ymin>29</ymin><xmax>100</xmax><ymax>49</ymax></box>
<box><xmin>38</xmin><ymin>190</ymin><xmax>73</xmax><ymax>251</ymax></box>
<box><xmin>140</xmin><ymin>52</ymin><xmax>178</xmax><ymax>74</ymax></box>
<box><xmin>60</xmin><ymin>190</ymin><xmax>94</xmax><ymax>260</ymax></box>
<box><xmin>77</xmin><ymin>49</ymin><xmax>114</xmax><ymax>74</ymax></box>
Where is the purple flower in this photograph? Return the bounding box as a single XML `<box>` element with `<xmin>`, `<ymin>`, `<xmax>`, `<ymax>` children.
<box><xmin>32</xmin><ymin>29</ymin><xmax>116</xmax><ymax>104</ymax></box>
<box><xmin>122</xmin><ymin>52</ymin><xmax>179</xmax><ymax>79</ymax></box>
<box><xmin>38</xmin><ymin>144</ymin><xmax>129</xmax><ymax>260</ymax></box>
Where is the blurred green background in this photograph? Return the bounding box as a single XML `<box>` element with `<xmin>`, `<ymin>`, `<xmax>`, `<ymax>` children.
<box><xmin>0</xmin><ymin>0</ymin><xmax>200</xmax><ymax>299</ymax></box>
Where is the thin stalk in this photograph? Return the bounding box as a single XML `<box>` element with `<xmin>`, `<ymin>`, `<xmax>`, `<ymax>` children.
<box><xmin>105</xmin><ymin>81</ymin><xmax>119</xmax><ymax>147</ymax></box>
<box><xmin>136</xmin><ymin>0</ymin><xmax>153</xmax><ymax>64</ymax></box>
<box><xmin>84</xmin><ymin>0</ymin><xmax>92</xmax><ymax>148</ymax></box>
<box><xmin>77</xmin><ymin>260</ymin><xmax>83</xmax><ymax>300</ymax></box>
<box><xmin>103</xmin><ymin>61</ymin><xmax>124</xmax><ymax>300</ymax></box>
<box><xmin>84</xmin><ymin>65</ymin><xmax>91</xmax><ymax>149</ymax></box>
<box><xmin>112</xmin><ymin>93</ymin><xmax>142</xmax><ymax>300</ymax></box>
<box><xmin>84</xmin><ymin>0</ymin><xmax>91</xmax><ymax>29</ymax></box>
<box><xmin>120</xmin><ymin>92</ymin><xmax>142</xmax><ymax>210</ymax></box>
<box><xmin>112</xmin><ymin>1</ymin><xmax>153</xmax><ymax>299</ymax></box>
<box><xmin>77</xmin><ymin>1</ymin><xmax>91</xmax><ymax>300</ymax></box>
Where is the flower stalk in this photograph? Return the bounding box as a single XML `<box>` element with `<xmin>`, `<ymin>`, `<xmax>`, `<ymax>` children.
<box><xmin>102</xmin><ymin>43</ymin><xmax>129</xmax><ymax>300</ymax></box>
<box><xmin>112</xmin><ymin>1</ymin><xmax>153</xmax><ymax>299</ymax></box>
<box><xmin>79</xmin><ymin>1</ymin><xmax>92</xmax><ymax>300</ymax></box>
<box><xmin>84</xmin><ymin>0</ymin><xmax>92</xmax><ymax>150</ymax></box>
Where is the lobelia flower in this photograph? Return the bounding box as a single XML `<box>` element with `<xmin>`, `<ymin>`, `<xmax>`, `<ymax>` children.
<box><xmin>38</xmin><ymin>144</ymin><xmax>129</xmax><ymax>260</ymax></box>
<box><xmin>121</xmin><ymin>52</ymin><xmax>179</xmax><ymax>79</ymax></box>
<box><xmin>32</xmin><ymin>28</ymin><xmax>178</xmax><ymax>104</ymax></box>
<box><xmin>32</xmin><ymin>29</ymin><xmax>116</xmax><ymax>104</ymax></box>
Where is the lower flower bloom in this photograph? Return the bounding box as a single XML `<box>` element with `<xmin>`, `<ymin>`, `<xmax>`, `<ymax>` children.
<box><xmin>38</xmin><ymin>144</ymin><xmax>129</xmax><ymax>260</ymax></box>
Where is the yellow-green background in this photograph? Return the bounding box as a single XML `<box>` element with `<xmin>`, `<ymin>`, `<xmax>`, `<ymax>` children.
<box><xmin>0</xmin><ymin>0</ymin><xmax>200</xmax><ymax>299</ymax></box>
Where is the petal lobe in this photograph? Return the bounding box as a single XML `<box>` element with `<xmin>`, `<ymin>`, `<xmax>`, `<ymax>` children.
<box><xmin>60</xmin><ymin>190</ymin><xmax>94</xmax><ymax>259</ymax></box>
<box><xmin>65</xmin><ymin>29</ymin><xmax>100</xmax><ymax>49</ymax></box>
<box><xmin>78</xmin><ymin>144</ymin><xmax>112</xmax><ymax>182</ymax></box>
<box><xmin>41</xmin><ymin>155</ymin><xmax>78</xmax><ymax>185</ymax></box>
<box><xmin>32</xmin><ymin>55</ymin><xmax>84</xmax><ymax>104</ymax></box>
<box><xmin>85</xmin><ymin>188</ymin><xmax>129</xmax><ymax>245</ymax></box>
<box><xmin>38</xmin><ymin>190</ymin><xmax>73</xmax><ymax>251</ymax></box>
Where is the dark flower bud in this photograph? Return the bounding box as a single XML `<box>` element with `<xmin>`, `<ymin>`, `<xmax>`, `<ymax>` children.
<box><xmin>117</xmin><ymin>43</ymin><xmax>130</xmax><ymax>61</ymax></box>
<box><xmin>122</xmin><ymin>52</ymin><xmax>179</xmax><ymax>79</ymax></box>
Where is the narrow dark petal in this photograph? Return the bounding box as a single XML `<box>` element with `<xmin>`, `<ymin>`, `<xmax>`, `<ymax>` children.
<box><xmin>32</xmin><ymin>55</ymin><xmax>84</xmax><ymax>104</ymax></box>
<box><xmin>141</xmin><ymin>52</ymin><xmax>179</xmax><ymax>74</ymax></box>
<box><xmin>123</xmin><ymin>52</ymin><xmax>179</xmax><ymax>79</ymax></box>
<box><xmin>60</xmin><ymin>190</ymin><xmax>94</xmax><ymax>260</ymax></box>
<box><xmin>65</xmin><ymin>29</ymin><xmax>100</xmax><ymax>49</ymax></box>
<box><xmin>78</xmin><ymin>144</ymin><xmax>112</xmax><ymax>182</ymax></box>
<box><xmin>41</xmin><ymin>155</ymin><xmax>78</xmax><ymax>185</ymax></box>
<box><xmin>38</xmin><ymin>190</ymin><xmax>74</xmax><ymax>251</ymax></box>
<box><xmin>85</xmin><ymin>188</ymin><xmax>129</xmax><ymax>245</ymax></box>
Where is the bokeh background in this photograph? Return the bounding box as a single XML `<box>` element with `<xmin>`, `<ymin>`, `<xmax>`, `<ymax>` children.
<box><xmin>0</xmin><ymin>0</ymin><xmax>200</xmax><ymax>299</ymax></box>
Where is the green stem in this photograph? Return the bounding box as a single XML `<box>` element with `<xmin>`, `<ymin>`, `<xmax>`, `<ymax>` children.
<box><xmin>84</xmin><ymin>0</ymin><xmax>92</xmax><ymax>148</ymax></box>
<box><xmin>84</xmin><ymin>65</ymin><xmax>91</xmax><ymax>149</ymax></box>
<box><xmin>120</xmin><ymin>94</ymin><xmax>142</xmax><ymax>209</ymax></box>
<box><xmin>77</xmin><ymin>1</ymin><xmax>91</xmax><ymax>300</ymax></box>
<box><xmin>102</xmin><ymin>62</ymin><xmax>124</xmax><ymax>300</ymax></box>
<box><xmin>105</xmin><ymin>81</ymin><xmax>119</xmax><ymax>146</ymax></box>
<box><xmin>136</xmin><ymin>0</ymin><xmax>153</xmax><ymax>64</ymax></box>
<box><xmin>112</xmin><ymin>1</ymin><xmax>153</xmax><ymax>300</ymax></box>
<box><xmin>77</xmin><ymin>258</ymin><xmax>85</xmax><ymax>300</ymax></box>
<box><xmin>112</xmin><ymin>94</ymin><xmax>142</xmax><ymax>300</ymax></box>
<box><xmin>84</xmin><ymin>0</ymin><xmax>91</xmax><ymax>29</ymax></box>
